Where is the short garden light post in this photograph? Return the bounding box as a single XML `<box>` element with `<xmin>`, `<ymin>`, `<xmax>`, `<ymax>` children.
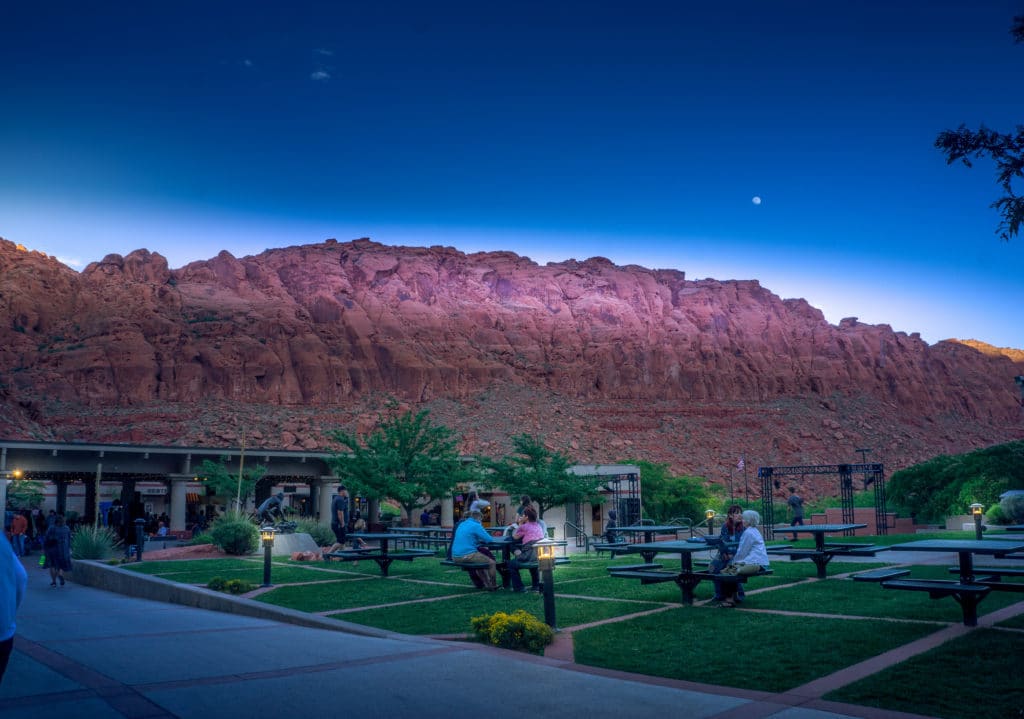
<box><xmin>970</xmin><ymin>503</ymin><xmax>985</xmax><ymax>540</ymax></box>
<box><xmin>535</xmin><ymin>538</ymin><xmax>558</xmax><ymax>630</ymax></box>
<box><xmin>261</xmin><ymin>526</ymin><xmax>276</xmax><ymax>587</ymax></box>
<box><xmin>705</xmin><ymin>509</ymin><xmax>716</xmax><ymax>536</ymax></box>
<box><xmin>134</xmin><ymin>518</ymin><xmax>146</xmax><ymax>562</ymax></box>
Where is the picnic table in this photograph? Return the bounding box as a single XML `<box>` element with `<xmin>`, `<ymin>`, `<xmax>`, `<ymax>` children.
<box><xmin>877</xmin><ymin>538</ymin><xmax>1024</xmax><ymax>626</ymax></box>
<box><xmin>386</xmin><ymin>525</ymin><xmax>451</xmax><ymax>551</ymax></box>
<box><xmin>767</xmin><ymin>523</ymin><xmax>880</xmax><ymax>578</ymax></box>
<box><xmin>325</xmin><ymin>532</ymin><xmax>434</xmax><ymax>577</ymax></box>
<box><xmin>608</xmin><ymin>539</ymin><xmax>771</xmax><ymax>604</ymax></box>
<box><xmin>612</xmin><ymin>524</ymin><xmax>686</xmax><ymax>544</ymax></box>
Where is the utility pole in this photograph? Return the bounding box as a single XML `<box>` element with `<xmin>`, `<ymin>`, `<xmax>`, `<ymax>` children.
<box><xmin>236</xmin><ymin>428</ymin><xmax>246</xmax><ymax>511</ymax></box>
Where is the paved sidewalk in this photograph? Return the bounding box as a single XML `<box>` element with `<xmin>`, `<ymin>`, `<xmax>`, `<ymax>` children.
<box><xmin>2</xmin><ymin>556</ymin><xmax>952</xmax><ymax>719</ymax></box>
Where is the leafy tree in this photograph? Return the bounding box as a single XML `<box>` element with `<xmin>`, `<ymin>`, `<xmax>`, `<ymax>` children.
<box><xmin>480</xmin><ymin>434</ymin><xmax>604</xmax><ymax>520</ymax></box>
<box><xmin>6</xmin><ymin>478</ymin><xmax>45</xmax><ymax>508</ymax></box>
<box><xmin>935</xmin><ymin>15</ymin><xmax>1024</xmax><ymax>241</ymax></box>
<box><xmin>626</xmin><ymin>460</ymin><xmax>713</xmax><ymax>524</ymax></box>
<box><xmin>327</xmin><ymin>409</ymin><xmax>468</xmax><ymax>522</ymax></box>
<box><xmin>887</xmin><ymin>440</ymin><xmax>1024</xmax><ymax>522</ymax></box>
<box><xmin>196</xmin><ymin>456</ymin><xmax>266</xmax><ymax>509</ymax></box>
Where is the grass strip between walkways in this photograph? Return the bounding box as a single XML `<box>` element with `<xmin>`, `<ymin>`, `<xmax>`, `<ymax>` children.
<box><xmin>825</xmin><ymin>629</ymin><xmax>1024</xmax><ymax>719</ymax></box>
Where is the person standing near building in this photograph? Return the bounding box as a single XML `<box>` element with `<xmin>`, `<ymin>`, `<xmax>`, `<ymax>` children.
<box><xmin>787</xmin><ymin>487</ymin><xmax>805</xmax><ymax>540</ymax></box>
<box><xmin>1</xmin><ymin>534</ymin><xmax>27</xmax><ymax>684</ymax></box>
<box><xmin>10</xmin><ymin>512</ymin><xmax>28</xmax><ymax>558</ymax></box>
<box><xmin>43</xmin><ymin>515</ymin><xmax>72</xmax><ymax>587</ymax></box>
<box><xmin>331</xmin><ymin>485</ymin><xmax>350</xmax><ymax>547</ymax></box>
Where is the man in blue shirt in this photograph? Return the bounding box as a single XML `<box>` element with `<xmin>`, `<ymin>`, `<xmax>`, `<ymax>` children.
<box><xmin>452</xmin><ymin>510</ymin><xmax>497</xmax><ymax>590</ymax></box>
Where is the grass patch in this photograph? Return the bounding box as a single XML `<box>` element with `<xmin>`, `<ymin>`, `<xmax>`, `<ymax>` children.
<box><xmin>257</xmin><ymin>577</ymin><xmax>475</xmax><ymax>612</ymax></box>
<box><xmin>826</xmin><ymin>629</ymin><xmax>1024</xmax><ymax>719</ymax></box>
<box><xmin>753</xmin><ymin>566</ymin><xmax>1024</xmax><ymax>623</ymax></box>
<box><xmin>573</xmin><ymin>609</ymin><xmax>938</xmax><ymax>692</ymax></box>
<box><xmin>126</xmin><ymin>558</ymin><xmax>346</xmax><ymax>585</ymax></box>
<box><xmin>335</xmin><ymin>589</ymin><xmax>662</xmax><ymax>635</ymax></box>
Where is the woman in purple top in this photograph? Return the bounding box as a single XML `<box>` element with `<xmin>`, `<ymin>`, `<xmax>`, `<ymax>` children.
<box><xmin>509</xmin><ymin>507</ymin><xmax>544</xmax><ymax>592</ymax></box>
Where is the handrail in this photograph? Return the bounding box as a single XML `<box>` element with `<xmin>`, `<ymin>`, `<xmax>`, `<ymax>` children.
<box><xmin>563</xmin><ymin>521</ymin><xmax>592</xmax><ymax>549</ymax></box>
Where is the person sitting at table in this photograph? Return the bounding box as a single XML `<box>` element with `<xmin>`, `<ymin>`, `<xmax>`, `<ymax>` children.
<box><xmin>452</xmin><ymin>509</ymin><xmax>498</xmax><ymax>590</ymax></box>
<box><xmin>710</xmin><ymin>504</ymin><xmax>746</xmax><ymax>604</ymax></box>
<box><xmin>717</xmin><ymin>510</ymin><xmax>770</xmax><ymax>608</ymax></box>
<box><xmin>509</xmin><ymin>506</ymin><xmax>544</xmax><ymax>592</ymax></box>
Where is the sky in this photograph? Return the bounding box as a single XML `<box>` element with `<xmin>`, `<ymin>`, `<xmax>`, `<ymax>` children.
<box><xmin>2</xmin><ymin>1</ymin><xmax>1022</xmax><ymax>348</ymax></box>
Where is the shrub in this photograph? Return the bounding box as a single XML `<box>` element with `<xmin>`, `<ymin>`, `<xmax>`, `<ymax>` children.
<box><xmin>206</xmin><ymin>577</ymin><xmax>255</xmax><ymax>594</ymax></box>
<box><xmin>1000</xmin><ymin>494</ymin><xmax>1024</xmax><ymax>524</ymax></box>
<box><xmin>188</xmin><ymin>531</ymin><xmax>215</xmax><ymax>546</ymax></box>
<box><xmin>471</xmin><ymin>609</ymin><xmax>554</xmax><ymax>654</ymax></box>
<box><xmin>294</xmin><ymin>518</ymin><xmax>334</xmax><ymax>546</ymax></box>
<box><xmin>71</xmin><ymin>524</ymin><xmax>121</xmax><ymax>560</ymax></box>
<box><xmin>209</xmin><ymin>511</ymin><xmax>259</xmax><ymax>555</ymax></box>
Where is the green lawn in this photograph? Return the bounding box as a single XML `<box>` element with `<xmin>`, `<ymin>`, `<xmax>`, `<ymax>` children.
<box><xmin>122</xmin><ymin>537</ymin><xmax>1024</xmax><ymax>719</ymax></box>
<box><xmin>826</xmin><ymin>629</ymin><xmax>1024</xmax><ymax>719</ymax></box>
<box><xmin>573</xmin><ymin>609</ymin><xmax>939</xmax><ymax>692</ymax></box>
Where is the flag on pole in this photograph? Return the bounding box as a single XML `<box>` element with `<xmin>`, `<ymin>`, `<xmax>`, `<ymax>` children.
<box><xmin>737</xmin><ymin>457</ymin><xmax>745</xmax><ymax>470</ymax></box>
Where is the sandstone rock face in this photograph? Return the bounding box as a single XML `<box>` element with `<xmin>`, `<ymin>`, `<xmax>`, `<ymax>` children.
<box><xmin>1</xmin><ymin>237</ymin><xmax>1021</xmax><ymax>491</ymax></box>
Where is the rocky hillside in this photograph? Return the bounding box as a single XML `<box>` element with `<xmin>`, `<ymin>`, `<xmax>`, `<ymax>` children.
<box><xmin>1</xmin><ymin>237</ymin><xmax>1021</xmax><ymax>496</ymax></box>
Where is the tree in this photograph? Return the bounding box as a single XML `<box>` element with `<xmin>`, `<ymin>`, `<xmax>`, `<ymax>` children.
<box><xmin>626</xmin><ymin>460</ymin><xmax>713</xmax><ymax>524</ymax></box>
<box><xmin>196</xmin><ymin>456</ymin><xmax>266</xmax><ymax>509</ymax></box>
<box><xmin>328</xmin><ymin>409</ymin><xmax>469</xmax><ymax>522</ymax></box>
<box><xmin>480</xmin><ymin>434</ymin><xmax>605</xmax><ymax>520</ymax></box>
<box><xmin>6</xmin><ymin>478</ymin><xmax>45</xmax><ymax>508</ymax></box>
<box><xmin>887</xmin><ymin>440</ymin><xmax>1024</xmax><ymax>522</ymax></box>
<box><xmin>935</xmin><ymin>15</ymin><xmax>1024</xmax><ymax>241</ymax></box>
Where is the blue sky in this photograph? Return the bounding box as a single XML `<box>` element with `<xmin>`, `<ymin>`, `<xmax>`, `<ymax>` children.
<box><xmin>2</xmin><ymin>1</ymin><xmax>1022</xmax><ymax>348</ymax></box>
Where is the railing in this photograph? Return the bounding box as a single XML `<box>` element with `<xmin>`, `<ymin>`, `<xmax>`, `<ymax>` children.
<box><xmin>564</xmin><ymin>521</ymin><xmax>593</xmax><ymax>550</ymax></box>
<box><xmin>668</xmin><ymin>517</ymin><xmax>699</xmax><ymax>538</ymax></box>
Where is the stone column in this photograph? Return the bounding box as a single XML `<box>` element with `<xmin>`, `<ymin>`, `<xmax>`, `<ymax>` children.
<box><xmin>317</xmin><ymin>477</ymin><xmax>339</xmax><ymax>526</ymax></box>
<box><xmin>168</xmin><ymin>474</ymin><xmax>191</xmax><ymax>532</ymax></box>
<box><xmin>441</xmin><ymin>495</ymin><xmax>454</xmax><ymax>527</ymax></box>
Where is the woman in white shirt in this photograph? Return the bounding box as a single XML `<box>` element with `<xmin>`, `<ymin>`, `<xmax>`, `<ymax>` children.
<box><xmin>719</xmin><ymin>510</ymin><xmax>770</xmax><ymax>607</ymax></box>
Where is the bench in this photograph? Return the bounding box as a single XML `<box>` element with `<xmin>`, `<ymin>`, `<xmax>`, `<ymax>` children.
<box><xmin>686</xmin><ymin>568</ymin><xmax>773</xmax><ymax>584</ymax></box>
<box><xmin>607</xmin><ymin>563</ymin><xmax>663</xmax><ymax>572</ymax></box>
<box><xmin>880</xmin><ymin>578</ymin><xmax>992</xmax><ymax>626</ymax></box>
<box><xmin>948</xmin><ymin>566</ymin><xmax>1024</xmax><ymax>581</ymax></box>
<box><xmin>851</xmin><ymin>568</ymin><xmax>911</xmax><ymax>582</ymax></box>
<box><xmin>608</xmin><ymin>569</ymin><xmax>679</xmax><ymax>584</ymax></box>
<box><xmin>591</xmin><ymin>542</ymin><xmax>631</xmax><ymax>556</ymax></box>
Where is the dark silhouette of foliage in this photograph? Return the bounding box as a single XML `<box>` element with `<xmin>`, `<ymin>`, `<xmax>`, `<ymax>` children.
<box><xmin>934</xmin><ymin>15</ymin><xmax>1024</xmax><ymax>241</ymax></box>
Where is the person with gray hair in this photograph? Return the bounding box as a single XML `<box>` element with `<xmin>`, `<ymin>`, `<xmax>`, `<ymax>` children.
<box><xmin>717</xmin><ymin>510</ymin><xmax>770</xmax><ymax>608</ymax></box>
<box><xmin>451</xmin><ymin>509</ymin><xmax>497</xmax><ymax>590</ymax></box>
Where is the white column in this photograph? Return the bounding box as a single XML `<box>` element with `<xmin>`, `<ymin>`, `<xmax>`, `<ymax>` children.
<box><xmin>441</xmin><ymin>495</ymin><xmax>454</xmax><ymax>527</ymax></box>
<box><xmin>318</xmin><ymin>477</ymin><xmax>338</xmax><ymax>526</ymax></box>
<box><xmin>169</xmin><ymin>474</ymin><xmax>190</xmax><ymax>532</ymax></box>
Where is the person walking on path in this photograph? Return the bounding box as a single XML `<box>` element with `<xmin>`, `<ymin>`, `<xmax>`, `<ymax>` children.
<box><xmin>0</xmin><ymin>534</ymin><xmax>27</xmax><ymax>685</ymax></box>
<box><xmin>787</xmin><ymin>487</ymin><xmax>805</xmax><ymax>540</ymax></box>
<box><xmin>43</xmin><ymin>515</ymin><xmax>72</xmax><ymax>587</ymax></box>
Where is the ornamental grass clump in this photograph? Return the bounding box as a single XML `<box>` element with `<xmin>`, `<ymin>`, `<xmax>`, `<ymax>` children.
<box><xmin>209</xmin><ymin>511</ymin><xmax>259</xmax><ymax>555</ymax></box>
<box><xmin>471</xmin><ymin>609</ymin><xmax>554</xmax><ymax>654</ymax></box>
<box><xmin>71</xmin><ymin>524</ymin><xmax>121</xmax><ymax>560</ymax></box>
<box><xmin>294</xmin><ymin>518</ymin><xmax>334</xmax><ymax>547</ymax></box>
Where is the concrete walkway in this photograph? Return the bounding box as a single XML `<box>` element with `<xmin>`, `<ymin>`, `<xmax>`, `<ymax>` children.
<box><xmin>1</xmin><ymin>552</ymin><xmax>1007</xmax><ymax>719</ymax></box>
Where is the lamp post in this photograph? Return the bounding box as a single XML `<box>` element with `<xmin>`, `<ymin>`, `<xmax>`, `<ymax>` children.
<box><xmin>705</xmin><ymin>509</ymin><xmax>716</xmax><ymax>537</ymax></box>
<box><xmin>970</xmin><ymin>503</ymin><xmax>985</xmax><ymax>540</ymax></box>
<box><xmin>261</xmin><ymin>526</ymin><xmax>276</xmax><ymax>587</ymax></box>
<box><xmin>134</xmin><ymin>517</ymin><xmax>146</xmax><ymax>562</ymax></box>
<box><xmin>535</xmin><ymin>538</ymin><xmax>558</xmax><ymax>630</ymax></box>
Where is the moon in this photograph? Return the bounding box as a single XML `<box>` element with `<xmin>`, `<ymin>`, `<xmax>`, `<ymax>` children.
<box><xmin>752</xmin><ymin>196</ymin><xmax>762</xmax><ymax>205</ymax></box>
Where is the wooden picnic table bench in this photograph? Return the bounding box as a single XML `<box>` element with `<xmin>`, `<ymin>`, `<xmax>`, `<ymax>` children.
<box><xmin>590</xmin><ymin>541</ymin><xmax>631</xmax><ymax>556</ymax></box>
<box><xmin>766</xmin><ymin>543</ymin><xmax>884</xmax><ymax>577</ymax></box>
<box><xmin>608</xmin><ymin>566</ymin><xmax>772</xmax><ymax>603</ymax></box>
